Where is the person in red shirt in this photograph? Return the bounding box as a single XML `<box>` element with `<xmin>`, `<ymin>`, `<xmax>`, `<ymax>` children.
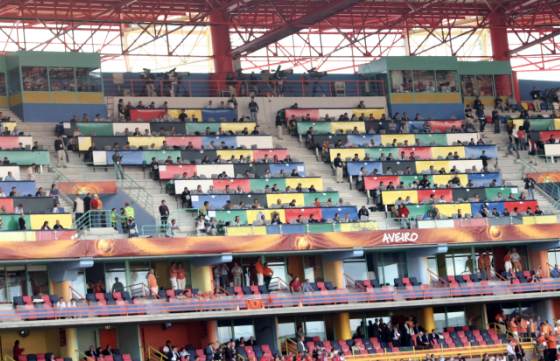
<box><xmin>13</xmin><ymin>340</ymin><xmax>24</xmax><ymax>360</ymax></box>
<box><xmin>546</xmin><ymin>334</ymin><xmax>557</xmax><ymax>361</ymax></box>
<box><xmin>290</xmin><ymin>276</ymin><xmax>302</xmax><ymax>293</ymax></box>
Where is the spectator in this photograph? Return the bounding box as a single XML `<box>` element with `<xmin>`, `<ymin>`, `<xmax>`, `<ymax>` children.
<box><xmin>177</xmin><ymin>263</ymin><xmax>186</xmax><ymax>290</ymax></box>
<box><xmin>231</xmin><ymin>262</ymin><xmax>243</xmax><ymax>288</ymax></box>
<box><xmin>169</xmin><ymin>263</ymin><xmax>178</xmax><ymax>290</ymax></box>
<box><xmin>53</xmin><ymin>220</ymin><xmax>64</xmax><ymax>230</ymax></box>
<box><xmin>290</xmin><ymin>276</ymin><xmax>302</xmax><ymax>293</ymax></box>
<box><xmin>111</xmin><ymin>277</ymin><xmax>124</xmax><ymax>293</ymax></box>
<box><xmin>112</xmin><ymin>150</ymin><xmax>124</xmax><ymax>179</ymax></box>
<box><xmin>83</xmin><ymin>193</ymin><xmax>92</xmax><ymax>214</ymax></box>
<box><xmin>54</xmin><ymin>136</ymin><xmax>66</xmax><ymax>167</ymax></box>
<box><xmin>13</xmin><ymin>340</ymin><xmax>24</xmax><ymax>360</ymax></box>
<box><xmin>40</xmin><ymin>221</ymin><xmax>51</xmax><ymax>230</ymax></box>
<box><xmin>248</xmin><ymin>96</ymin><xmax>259</xmax><ymax>121</ymax></box>
<box><xmin>159</xmin><ymin>200</ymin><xmax>170</xmax><ymax>229</ymax></box>
<box><xmin>18</xmin><ymin>215</ymin><xmax>26</xmax><ymax>230</ymax></box>
<box><xmin>530</xmin><ymin>86</ymin><xmax>542</xmax><ymax>112</ymax></box>
<box><xmin>127</xmin><ymin>218</ymin><xmax>138</xmax><ymax>237</ymax></box>
<box><xmin>146</xmin><ymin>269</ymin><xmax>159</xmax><ymax>298</ymax></box>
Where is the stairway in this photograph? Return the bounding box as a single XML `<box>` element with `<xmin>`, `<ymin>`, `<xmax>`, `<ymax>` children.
<box><xmin>15</xmin><ymin>121</ymin><xmax>195</xmax><ymax>235</ymax></box>
<box><xmin>481</xmin><ymin>126</ymin><xmax>560</xmax><ymax>213</ymax></box>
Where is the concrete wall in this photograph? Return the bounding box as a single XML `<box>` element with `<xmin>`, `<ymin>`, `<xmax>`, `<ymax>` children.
<box><xmin>0</xmin><ymin>328</ymin><xmax>61</xmax><ymax>357</ymax></box>
<box><xmin>117</xmin><ymin>324</ymin><xmax>143</xmax><ymax>361</ymax></box>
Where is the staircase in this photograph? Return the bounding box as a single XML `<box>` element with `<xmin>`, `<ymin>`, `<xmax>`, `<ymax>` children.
<box><xmin>15</xmin><ymin>122</ymin><xmax>195</xmax><ymax>236</ymax></box>
<box><xmin>481</xmin><ymin>126</ymin><xmax>560</xmax><ymax>213</ymax></box>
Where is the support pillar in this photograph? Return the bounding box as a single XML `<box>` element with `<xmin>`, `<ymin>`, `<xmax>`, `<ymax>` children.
<box><xmin>489</xmin><ymin>12</ymin><xmax>518</xmax><ymax>102</ymax></box>
<box><xmin>322</xmin><ymin>259</ymin><xmax>345</xmax><ymax>289</ymax></box>
<box><xmin>333</xmin><ymin>312</ymin><xmax>352</xmax><ymax>340</ymax></box>
<box><xmin>191</xmin><ymin>265</ymin><xmax>213</xmax><ymax>294</ymax></box>
<box><xmin>207</xmin><ymin>320</ymin><xmax>218</xmax><ymax>344</ymax></box>
<box><xmin>419</xmin><ymin>307</ymin><xmax>435</xmax><ymax>333</ymax></box>
<box><xmin>61</xmin><ymin>327</ymin><xmax>79</xmax><ymax>361</ymax></box>
<box><xmin>209</xmin><ymin>10</ymin><xmax>234</xmax><ymax>95</ymax></box>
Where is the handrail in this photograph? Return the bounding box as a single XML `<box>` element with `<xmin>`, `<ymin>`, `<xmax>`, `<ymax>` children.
<box><xmin>271</xmin><ymin>276</ymin><xmax>290</xmax><ymax>290</ymax></box>
<box><xmin>344</xmin><ymin>273</ymin><xmax>357</xmax><ymax>288</ymax></box>
<box><xmin>147</xmin><ymin>346</ymin><xmax>168</xmax><ymax>361</ymax></box>
<box><xmin>426</xmin><ymin>268</ymin><xmax>447</xmax><ymax>286</ymax></box>
<box><xmin>69</xmin><ymin>285</ymin><xmax>85</xmax><ymax>300</ymax></box>
<box><xmin>126</xmin><ymin>282</ymin><xmax>149</xmax><ymax>297</ymax></box>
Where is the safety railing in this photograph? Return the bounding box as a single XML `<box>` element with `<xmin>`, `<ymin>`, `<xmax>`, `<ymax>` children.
<box><xmin>519</xmin><ymin>158</ymin><xmax>560</xmax><ymax>211</ymax></box>
<box><xmin>346</xmin><ymin>342</ymin><xmax>533</xmax><ymax>361</ymax></box>
<box><xmin>75</xmin><ymin>210</ymin><xmax>113</xmax><ymax>231</ymax></box>
<box><xmin>5</xmin><ymin>278</ymin><xmax>560</xmax><ymax>322</ymax></box>
<box><xmin>146</xmin><ymin>346</ymin><xmax>168</xmax><ymax>361</ymax></box>
<box><xmin>108</xmin><ymin>78</ymin><xmax>386</xmax><ymax>98</ymax></box>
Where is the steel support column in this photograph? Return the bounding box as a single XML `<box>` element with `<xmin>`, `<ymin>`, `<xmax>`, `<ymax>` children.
<box><xmin>210</xmin><ymin>9</ymin><xmax>233</xmax><ymax>95</ymax></box>
<box><xmin>489</xmin><ymin>12</ymin><xmax>519</xmax><ymax>102</ymax></box>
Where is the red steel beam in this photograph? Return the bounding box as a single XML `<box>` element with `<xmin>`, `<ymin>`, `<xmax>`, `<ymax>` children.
<box><xmin>230</xmin><ymin>0</ymin><xmax>362</xmax><ymax>57</ymax></box>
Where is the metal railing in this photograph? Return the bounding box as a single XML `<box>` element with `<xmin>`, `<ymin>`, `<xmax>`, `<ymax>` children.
<box><xmin>5</xmin><ymin>278</ymin><xmax>560</xmax><ymax>322</ymax></box>
<box><xmin>519</xmin><ymin>158</ymin><xmax>560</xmax><ymax>211</ymax></box>
<box><xmin>107</xmin><ymin>78</ymin><xmax>386</xmax><ymax>98</ymax></box>
<box><xmin>75</xmin><ymin>210</ymin><xmax>113</xmax><ymax>231</ymax></box>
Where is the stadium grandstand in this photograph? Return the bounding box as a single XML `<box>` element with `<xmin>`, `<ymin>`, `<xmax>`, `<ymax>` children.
<box><xmin>3</xmin><ymin>1</ymin><xmax>560</xmax><ymax>361</ymax></box>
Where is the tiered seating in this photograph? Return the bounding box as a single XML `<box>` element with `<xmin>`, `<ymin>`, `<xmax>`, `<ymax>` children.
<box><xmin>130</xmin><ymin>107</ymin><xmax>237</xmax><ymax>122</ymax></box>
<box><xmin>520</xmin><ymin>117</ymin><xmax>560</xmax><ymax>159</ymax></box>
<box><xmin>65</xmin><ymin>121</ymin><xmax>258</xmax><ymax>137</ymax></box>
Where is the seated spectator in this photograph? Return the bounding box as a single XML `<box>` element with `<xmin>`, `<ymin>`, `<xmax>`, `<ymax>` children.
<box><xmin>290</xmin><ymin>276</ymin><xmax>302</xmax><ymax>293</ymax></box>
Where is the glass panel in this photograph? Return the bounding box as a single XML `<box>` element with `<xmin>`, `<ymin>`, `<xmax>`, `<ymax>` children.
<box><xmin>548</xmin><ymin>249</ymin><xmax>560</xmax><ymax>267</ymax></box>
<box><xmin>7</xmin><ymin>68</ymin><xmax>20</xmax><ymax>95</ymax></box>
<box><xmin>461</xmin><ymin>75</ymin><xmax>494</xmax><ymax>97</ymax></box>
<box><xmin>446</xmin><ymin>311</ymin><xmax>466</xmax><ymax>327</ymax></box>
<box><xmin>218</xmin><ymin>326</ymin><xmax>233</xmax><ymax>343</ymax></box>
<box><xmin>305</xmin><ymin>321</ymin><xmax>326</xmax><ymax>339</ymax></box>
<box><xmin>28</xmin><ymin>270</ymin><xmax>49</xmax><ymax>295</ymax></box>
<box><xmin>49</xmin><ymin>67</ymin><xmax>75</xmax><ymax>91</ymax></box>
<box><xmin>130</xmin><ymin>262</ymin><xmax>150</xmax><ymax>286</ymax></box>
<box><xmin>344</xmin><ymin>259</ymin><xmax>368</xmax><ymax>284</ymax></box>
<box><xmin>76</xmin><ymin>68</ymin><xmax>102</xmax><ymax>92</ymax></box>
<box><xmin>105</xmin><ymin>263</ymin><xmax>127</xmax><ymax>291</ymax></box>
<box><xmin>413</xmin><ymin>71</ymin><xmax>436</xmax><ymax>92</ymax></box>
<box><xmin>22</xmin><ymin>67</ymin><xmax>48</xmax><ymax>91</ymax></box>
<box><xmin>267</xmin><ymin>261</ymin><xmax>288</xmax><ymax>287</ymax></box>
<box><xmin>0</xmin><ymin>271</ymin><xmax>5</xmax><ymax>302</ymax></box>
<box><xmin>233</xmin><ymin>325</ymin><xmax>255</xmax><ymax>340</ymax></box>
<box><xmin>436</xmin><ymin>71</ymin><xmax>457</xmax><ymax>92</ymax></box>
<box><xmin>350</xmin><ymin>318</ymin><xmax>366</xmax><ymax>338</ymax></box>
<box><xmin>461</xmin><ymin>75</ymin><xmax>475</xmax><ymax>96</ymax></box>
<box><xmin>6</xmin><ymin>270</ymin><xmax>25</xmax><ymax>299</ymax></box>
<box><xmin>427</xmin><ymin>257</ymin><xmax>438</xmax><ymax>277</ymax></box>
<box><xmin>277</xmin><ymin>322</ymin><xmax>296</xmax><ymax>339</ymax></box>
<box><xmin>71</xmin><ymin>272</ymin><xmax>86</xmax><ymax>299</ymax></box>
<box><xmin>434</xmin><ymin>312</ymin><xmax>446</xmax><ymax>331</ymax></box>
<box><xmin>0</xmin><ymin>73</ymin><xmax>6</xmax><ymax>96</ymax></box>
<box><xmin>476</xmin><ymin>75</ymin><xmax>494</xmax><ymax>96</ymax></box>
<box><xmin>390</xmin><ymin>70</ymin><xmax>413</xmax><ymax>93</ymax></box>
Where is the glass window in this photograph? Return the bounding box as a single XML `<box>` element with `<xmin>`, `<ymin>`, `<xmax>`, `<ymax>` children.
<box><xmin>105</xmin><ymin>263</ymin><xmax>127</xmax><ymax>291</ymax></box>
<box><xmin>76</xmin><ymin>68</ymin><xmax>102</xmax><ymax>92</ymax></box>
<box><xmin>344</xmin><ymin>259</ymin><xmax>368</xmax><ymax>285</ymax></box>
<box><xmin>549</xmin><ymin>249</ymin><xmax>560</xmax><ymax>267</ymax></box>
<box><xmin>218</xmin><ymin>326</ymin><xmax>233</xmax><ymax>343</ymax></box>
<box><xmin>436</xmin><ymin>71</ymin><xmax>457</xmax><ymax>92</ymax></box>
<box><xmin>305</xmin><ymin>321</ymin><xmax>326</xmax><ymax>339</ymax></box>
<box><xmin>413</xmin><ymin>71</ymin><xmax>436</xmax><ymax>92</ymax></box>
<box><xmin>277</xmin><ymin>322</ymin><xmax>296</xmax><ymax>339</ymax></box>
<box><xmin>390</xmin><ymin>71</ymin><xmax>413</xmax><ymax>93</ymax></box>
<box><xmin>434</xmin><ymin>311</ymin><xmax>446</xmax><ymax>331</ymax></box>
<box><xmin>374</xmin><ymin>253</ymin><xmax>406</xmax><ymax>285</ymax></box>
<box><xmin>22</xmin><ymin>67</ymin><xmax>48</xmax><ymax>91</ymax></box>
<box><xmin>428</xmin><ymin>257</ymin><xmax>438</xmax><ymax>278</ymax></box>
<box><xmin>445</xmin><ymin>253</ymin><xmax>473</xmax><ymax>276</ymax></box>
<box><xmin>446</xmin><ymin>311</ymin><xmax>466</xmax><ymax>327</ymax></box>
<box><xmin>71</xmin><ymin>271</ymin><xmax>86</xmax><ymax>298</ymax></box>
<box><xmin>461</xmin><ymin>75</ymin><xmax>494</xmax><ymax>97</ymax></box>
<box><xmin>28</xmin><ymin>267</ymin><xmax>49</xmax><ymax>295</ymax></box>
<box><xmin>0</xmin><ymin>272</ymin><xmax>6</xmax><ymax>302</ymax></box>
<box><xmin>234</xmin><ymin>325</ymin><xmax>255</xmax><ymax>340</ymax></box>
<box><xmin>49</xmin><ymin>67</ymin><xmax>75</xmax><ymax>91</ymax></box>
<box><xmin>6</xmin><ymin>268</ymin><xmax>26</xmax><ymax>299</ymax></box>
<box><xmin>0</xmin><ymin>72</ymin><xmax>6</xmax><ymax>96</ymax></box>
<box><xmin>7</xmin><ymin>68</ymin><xmax>20</xmax><ymax>95</ymax></box>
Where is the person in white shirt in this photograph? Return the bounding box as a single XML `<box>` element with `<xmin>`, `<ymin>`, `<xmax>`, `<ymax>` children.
<box><xmin>0</xmin><ymin>187</ymin><xmax>5</xmax><ymax>197</ymax></box>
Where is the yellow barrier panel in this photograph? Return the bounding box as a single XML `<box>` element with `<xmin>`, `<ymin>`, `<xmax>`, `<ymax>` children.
<box><xmin>432</xmin><ymin>174</ymin><xmax>468</xmax><ymax>187</ymax></box>
<box><xmin>331</xmin><ymin>122</ymin><xmax>365</xmax><ymax>133</ymax></box>
<box><xmin>431</xmin><ymin>146</ymin><xmax>466</xmax><ymax>159</ymax></box>
<box><xmin>78</xmin><ymin>137</ymin><xmax>93</xmax><ymax>152</ymax></box>
<box><xmin>128</xmin><ymin>136</ymin><xmax>166</xmax><ymax>148</ymax></box>
<box><xmin>381</xmin><ymin>190</ymin><xmax>419</xmax><ymax>205</ymax></box>
<box><xmin>352</xmin><ymin>108</ymin><xmax>385</xmax><ymax>119</ymax></box>
<box><xmin>329</xmin><ymin>148</ymin><xmax>365</xmax><ymax>162</ymax></box>
<box><xmin>415</xmin><ymin>160</ymin><xmax>451</xmax><ymax>173</ymax></box>
<box><xmin>216</xmin><ymin>149</ymin><xmax>254</xmax><ymax>161</ymax></box>
<box><xmin>221</xmin><ymin>122</ymin><xmax>257</xmax><ymax>133</ymax></box>
<box><xmin>434</xmin><ymin>203</ymin><xmax>472</xmax><ymax>217</ymax></box>
<box><xmin>30</xmin><ymin>214</ymin><xmax>73</xmax><ymax>230</ymax></box>
<box><xmin>246</xmin><ymin>209</ymin><xmax>286</xmax><ymax>224</ymax></box>
<box><xmin>266</xmin><ymin>193</ymin><xmax>305</xmax><ymax>207</ymax></box>
<box><xmin>285</xmin><ymin>177</ymin><xmax>323</xmax><ymax>191</ymax></box>
<box><xmin>380</xmin><ymin>134</ymin><xmax>416</xmax><ymax>146</ymax></box>
<box><xmin>225</xmin><ymin>226</ymin><xmax>267</xmax><ymax>236</ymax></box>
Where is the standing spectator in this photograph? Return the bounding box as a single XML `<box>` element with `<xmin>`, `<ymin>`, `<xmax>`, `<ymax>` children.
<box><xmin>13</xmin><ymin>340</ymin><xmax>24</xmax><ymax>360</ymax></box>
<box><xmin>530</xmin><ymin>86</ymin><xmax>542</xmax><ymax>112</ymax></box>
<box><xmin>275</xmin><ymin>111</ymin><xmax>283</xmax><ymax>139</ymax></box>
<box><xmin>248</xmin><ymin>96</ymin><xmax>259</xmax><ymax>121</ymax></box>
<box><xmin>111</xmin><ymin>277</ymin><xmax>124</xmax><ymax>293</ymax></box>
<box><xmin>54</xmin><ymin>136</ymin><xmax>66</xmax><ymax>167</ymax></box>
<box><xmin>180</xmin><ymin>187</ymin><xmax>191</xmax><ymax>208</ymax></box>
<box><xmin>231</xmin><ymin>262</ymin><xmax>243</xmax><ymax>288</ymax></box>
<box><xmin>124</xmin><ymin>202</ymin><xmax>135</xmax><ymax>221</ymax></box>
<box><xmin>169</xmin><ymin>263</ymin><xmax>178</xmax><ymax>290</ymax></box>
<box><xmin>480</xmin><ymin>150</ymin><xmax>489</xmax><ymax>171</ymax></box>
<box><xmin>524</xmin><ymin>175</ymin><xmax>536</xmax><ymax>199</ymax></box>
<box><xmin>159</xmin><ymin>200</ymin><xmax>170</xmax><ymax>229</ymax></box>
<box><xmin>333</xmin><ymin>153</ymin><xmax>344</xmax><ymax>183</ymax></box>
<box><xmin>176</xmin><ymin>263</ymin><xmax>186</xmax><ymax>290</ymax></box>
<box><xmin>74</xmin><ymin>196</ymin><xmax>84</xmax><ymax>219</ymax></box>
<box><xmin>146</xmin><ymin>269</ymin><xmax>159</xmax><ymax>298</ymax></box>
<box><xmin>112</xmin><ymin>151</ymin><xmax>124</xmax><ymax>179</ymax></box>
<box><xmin>263</xmin><ymin>262</ymin><xmax>273</xmax><ymax>291</ymax></box>
<box><xmin>255</xmin><ymin>260</ymin><xmax>265</xmax><ymax>287</ymax></box>
<box><xmin>18</xmin><ymin>214</ymin><xmax>26</xmax><ymax>230</ymax></box>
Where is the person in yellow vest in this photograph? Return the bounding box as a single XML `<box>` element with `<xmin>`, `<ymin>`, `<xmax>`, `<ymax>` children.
<box><xmin>124</xmin><ymin>202</ymin><xmax>135</xmax><ymax>220</ymax></box>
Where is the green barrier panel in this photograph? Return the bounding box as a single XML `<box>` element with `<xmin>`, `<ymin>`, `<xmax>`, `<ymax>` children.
<box><xmin>416</xmin><ymin>134</ymin><xmax>448</xmax><ymax>146</ymax></box>
<box><xmin>0</xmin><ymin>214</ymin><xmax>30</xmax><ymax>231</ymax></box>
<box><xmin>213</xmin><ymin>210</ymin><xmax>248</xmax><ymax>224</ymax></box>
<box><xmin>250</xmin><ymin>178</ymin><xmax>287</xmax><ymax>192</ymax></box>
<box><xmin>407</xmin><ymin>204</ymin><xmax>430</xmax><ymax>219</ymax></box>
<box><xmin>0</xmin><ymin>151</ymin><xmax>49</xmax><ymax>165</ymax></box>
<box><xmin>77</xmin><ymin>123</ymin><xmax>113</xmax><ymax>136</ymax></box>
<box><xmin>142</xmin><ymin>150</ymin><xmax>182</xmax><ymax>163</ymax></box>
<box><xmin>399</xmin><ymin>175</ymin><xmax>430</xmax><ymax>188</ymax></box>
<box><xmin>529</xmin><ymin>118</ymin><xmax>554</xmax><ymax>131</ymax></box>
<box><xmin>185</xmin><ymin>123</ymin><xmax>220</xmax><ymax>135</ymax></box>
<box><xmin>484</xmin><ymin>187</ymin><xmax>514</xmax><ymax>200</ymax></box>
<box><xmin>303</xmin><ymin>192</ymin><xmax>339</xmax><ymax>206</ymax></box>
<box><xmin>296</xmin><ymin>122</ymin><xmax>331</xmax><ymax>135</ymax></box>
<box><xmin>307</xmin><ymin>223</ymin><xmax>338</xmax><ymax>233</ymax></box>
<box><xmin>364</xmin><ymin>147</ymin><xmax>399</xmax><ymax>160</ymax></box>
